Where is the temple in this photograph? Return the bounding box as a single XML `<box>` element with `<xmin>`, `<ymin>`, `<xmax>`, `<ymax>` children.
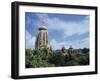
<box><xmin>35</xmin><ymin>16</ymin><xmax>50</xmax><ymax>49</ymax></box>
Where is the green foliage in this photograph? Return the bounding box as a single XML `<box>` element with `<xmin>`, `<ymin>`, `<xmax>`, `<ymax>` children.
<box><xmin>82</xmin><ymin>48</ymin><xmax>89</xmax><ymax>54</ymax></box>
<box><xmin>25</xmin><ymin>49</ymin><xmax>33</xmax><ymax>68</ymax></box>
<box><xmin>25</xmin><ymin>48</ymin><xmax>89</xmax><ymax>68</ymax></box>
<box><xmin>64</xmin><ymin>53</ymin><xmax>89</xmax><ymax>66</ymax></box>
<box><xmin>48</xmin><ymin>51</ymin><xmax>65</xmax><ymax>66</ymax></box>
<box><xmin>75</xmin><ymin>54</ymin><xmax>89</xmax><ymax>65</ymax></box>
<box><xmin>25</xmin><ymin>48</ymin><xmax>54</xmax><ymax>68</ymax></box>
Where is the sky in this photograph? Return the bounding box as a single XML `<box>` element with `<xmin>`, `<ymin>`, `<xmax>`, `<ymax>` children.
<box><xmin>25</xmin><ymin>12</ymin><xmax>90</xmax><ymax>50</ymax></box>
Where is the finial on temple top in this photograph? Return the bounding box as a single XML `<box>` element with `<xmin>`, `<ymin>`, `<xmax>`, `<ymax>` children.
<box><xmin>40</xmin><ymin>15</ymin><xmax>45</xmax><ymax>26</ymax></box>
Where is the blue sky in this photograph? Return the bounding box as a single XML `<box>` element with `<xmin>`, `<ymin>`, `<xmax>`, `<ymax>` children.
<box><xmin>25</xmin><ymin>12</ymin><xmax>90</xmax><ymax>50</ymax></box>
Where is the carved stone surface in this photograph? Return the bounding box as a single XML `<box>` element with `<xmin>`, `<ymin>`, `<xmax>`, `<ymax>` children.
<box><xmin>35</xmin><ymin>25</ymin><xmax>50</xmax><ymax>49</ymax></box>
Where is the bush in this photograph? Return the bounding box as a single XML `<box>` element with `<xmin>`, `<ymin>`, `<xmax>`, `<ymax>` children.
<box><xmin>48</xmin><ymin>51</ymin><xmax>65</xmax><ymax>66</ymax></box>
<box><xmin>25</xmin><ymin>48</ymin><xmax>89</xmax><ymax>68</ymax></box>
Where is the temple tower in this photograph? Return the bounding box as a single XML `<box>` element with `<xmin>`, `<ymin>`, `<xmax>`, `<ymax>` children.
<box><xmin>35</xmin><ymin>16</ymin><xmax>50</xmax><ymax>49</ymax></box>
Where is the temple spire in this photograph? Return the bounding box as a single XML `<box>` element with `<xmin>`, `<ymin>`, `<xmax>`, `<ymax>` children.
<box><xmin>35</xmin><ymin>15</ymin><xmax>50</xmax><ymax>49</ymax></box>
<box><xmin>39</xmin><ymin>15</ymin><xmax>47</xmax><ymax>30</ymax></box>
<box><xmin>40</xmin><ymin>15</ymin><xmax>45</xmax><ymax>26</ymax></box>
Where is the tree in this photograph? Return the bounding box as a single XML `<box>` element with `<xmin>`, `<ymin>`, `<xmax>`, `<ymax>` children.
<box><xmin>25</xmin><ymin>49</ymin><xmax>33</xmax><ymax>68</ymax></box>
<box><xmin>26</xmin><ymin>48</ymin><xmax>54</xmax><ymax>68</ymax></box>
<box><xmin>76</xmin><ymin>54</ymin><xmax>89</xmax><ymax>65</ymax></box>
<box><xmin>82</xmin><ymin>48</ymin><xmax>89</xmax><ymax>54</ymax></box>
<box><xmin>48</xmin><ymin>51</ymin><xmax>65</xmax><ymax>66</ymax></box>
<box><xmin>25</xmin><ymin>48</ymin><xmax>89</xmax><ymax>68</ymax></box>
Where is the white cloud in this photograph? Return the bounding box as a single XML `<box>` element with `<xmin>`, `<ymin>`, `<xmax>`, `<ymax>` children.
<box><xmin>50</xmin><ymin>37</ymin><xmax>89</xmax><ymax>50</ymax></box>
<box><xmin>25</xmin><ymin>30</ymin><xmax>89</xmax><ymax>49</ymax></box>
<box><xmin>26</xmin><ymin>14</ymin><xmax>89</xmax><ymax>49</ymax></box>
<box><xmin>26</xmin><ymin>31</ymin><xmax>36</xmax><ymax>49</ymax></box>
<box><xmin>78</xmin><ymin>37</ymin><xmax>89</xmax><ymax>48</ymax></box>
<box><xmin>47</xmin><ymin>16</ymin><xmax>89</xmax><ymax>49</ymax></box>
<box><xmin>46</xmin><ymin>16</ymin><xmax>89</xmax><ymax>37</ymax></box>
<box><xmin>36</xmin><ymin>13</ymin><xmax>49</xmax><ymax>18</ymax></box>
<box><xmin>51</xmin><ymin>39</ymin><xmax>70</xmax><ymax>50</ymax></box>
<box><xmin>35</xmin><ymin>13</ymin><xmax>89</xmax><ymax>37</ymax></box>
